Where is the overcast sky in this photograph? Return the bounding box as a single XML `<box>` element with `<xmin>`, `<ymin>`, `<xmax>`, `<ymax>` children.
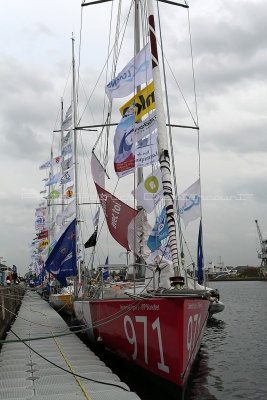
<box><xmin>1</xmin><ymin>0</ymin><xmax>266</xmax><ymax>276</ymax></box>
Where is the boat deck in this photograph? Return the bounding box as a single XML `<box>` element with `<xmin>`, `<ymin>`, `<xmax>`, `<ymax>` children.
<box><xmin>0</xmin><ymin>290</ymin><xmax>141</xmax><ymax>400</ymax></box>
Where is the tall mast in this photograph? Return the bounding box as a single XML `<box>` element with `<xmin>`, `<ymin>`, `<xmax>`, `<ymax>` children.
<box><xmin>147</xmin><ymin>0</ymin><xmax>179</xmax><ymax>275</ymax></box>
<box><xmin>72</xmin><ymin>34</ymin><xmax>81</xmax><ymax>283</ymax></box>
<box><xmin>135</xmin><ymin>0</ymin><xmax>143</xmax><ymax>192</ymax></box>
<box><xmin>60</xmin><ymin>98</ymin><xmax>65</xmax><ymax>213</ymax></box>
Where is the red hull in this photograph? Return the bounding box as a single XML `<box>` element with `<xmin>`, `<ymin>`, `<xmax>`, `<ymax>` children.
<box><xmin>74</xmin><ymin>296</ymin><xmax>209</xmax><ymax>387</ymax></box>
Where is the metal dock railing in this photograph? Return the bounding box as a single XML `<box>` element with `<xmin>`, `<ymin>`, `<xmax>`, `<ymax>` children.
<box><xmin>0</xmin><ymin>290</ymin><xmax>141</xmax><ymax>400</ymax></box>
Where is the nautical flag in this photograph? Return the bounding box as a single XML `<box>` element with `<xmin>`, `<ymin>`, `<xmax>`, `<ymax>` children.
<box><xmin>134</xmin><ymin>167</ymin><xmax>163</xmax><ymax>213</ymax></box>
<box><xmin>147</xmin><ymin>207</ymin><xmax>169</xmax><ymax>252</ymax></box>
<box><xmin>64</xmin><ymin>185</ymin><xmax>74</xmax><ymax>199</ymax></box>
<box><xmin>59</xmin><ymin>168</ymin><xmax>74</xmax><ymax>185</ymax></box>
<box><xmin>178</xmin><ymin>179</ymin><xmax>201</xmax><ymax>228</ymax></box>
<box><xmin>95</xmin><ymin>183</ymin><xmax>138</xmax><ymax>250</ymax></box>
<box><xmin>45</xmin><ymin>172</ymin><xmax>61</xmax><ymax>186</ymax></box>
<box><xmin>56</xmin><ymin>200</ymin><xmax>75</xmax><ymax>226</ymax></box>
<box><xmin>114</xmin><ymin>101</ymin><xmax>135</xmax><ymax>178</ymax></box>
<box><xmin>39</xmin><ymin>160</ymin><xmax>51</xmax><ymax>170</ymax></box>
<box><xmin>62</xmin><ymin>105</ymin><xmax>72</xmax><ymax>130</ymax></box>
<box><xmin>103</xmin><ymin>257</ymin><xmax>109</xmax><ymax>280</ymax></box>
<box><xmin>45</xmin><ymin>219</ymin><xmax>76</xmax><ymax>286</ymax></box>
<box><xmin>106</xmin><ymin>43</ymin><xmax>152</xmax><ymax>100</ymax></box>
<box><xmin>197</xmin><ymin>220</ymin><xmax>204</xmax><ymax>285</ymax></box>
<box><xmin>120</xmin><ymin>81</ymin><xmax>155</xmax><ymax>121</ymax></box>
<box><xmin>47</xmin><ymin>189</ymin><xmax>60</xmax><ymax>199</ymax></box>
<box><xmin>61</xmin><ymin>143</ymin><xmax>72</xmax><ymax>157</ymax></box>
<box><xmin>62</xmin><ymin>156</ymin><xmax>73</xmax><ymax>172</ymax></box>
<box><xmin>63</xmin><ymin>131</ymin><xmax>71</xmax><ymax>145</ymax></box>
<box><xmin>84</xmin><ymin>230</ymin><xmax>97</xmax><ymax>248</ymax></box>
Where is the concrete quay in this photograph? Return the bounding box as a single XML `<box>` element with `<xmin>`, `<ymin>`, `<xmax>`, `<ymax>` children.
<box><xmin>0</xmin><ymin>290</ymin><xmax>141</xmax><ymax>400</ymax></box>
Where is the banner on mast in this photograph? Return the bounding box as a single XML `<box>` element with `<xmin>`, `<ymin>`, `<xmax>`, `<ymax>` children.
<box><xmin>178</xmin><ymin>178</ymin><xmax>201</xmax><ymax>228</ymax></box>
<box><xmin>95</xmin><ymin>183</ymin><xmax>138</xmax><ymax>250</ymax></box>
<box><xmin>134</xmin><ymin>167</ymin><xmax>163</xmax><ymax>213</ymax></box>
<box><xmin>106</xmin><ymin>43</ymin><xmax>152</xmax><ymax>100</ymax></box>
<box><xmin>120</xmin><ymin>81</ymin><xmax>155</xmax><ymax>121</ymax></box>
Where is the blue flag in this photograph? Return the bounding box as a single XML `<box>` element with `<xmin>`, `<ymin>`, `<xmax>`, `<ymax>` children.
<box><xmin>147</xmin><ymin>207</ymin><xmax>169</xmax><ymax>252</ymax></box>
<box><xmin>103</xmin><ymin>256</ymin><xmax>109</xmax><ymax>280</ymax></box>
<box><xmin>45</xmin><ymin>219</ymin><xmax>76</xmax><ymax>286</ymax></box>
<box><xmin>197</xmin><ymin>220</ymin><xmax>204</xmax><ymax>285</ymax></box>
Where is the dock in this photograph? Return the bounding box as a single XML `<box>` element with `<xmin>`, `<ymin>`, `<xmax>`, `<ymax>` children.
<box><xmin>0</xmin><ymin>290</ymin><xmax>141</xmax><ymax>400</ymax></box>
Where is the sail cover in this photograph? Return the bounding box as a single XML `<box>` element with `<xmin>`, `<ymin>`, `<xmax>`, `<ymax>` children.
<box><xmin>95</xmin><ymin>183</ymin><xmax>138</xmax><ymax>250</ymax></box>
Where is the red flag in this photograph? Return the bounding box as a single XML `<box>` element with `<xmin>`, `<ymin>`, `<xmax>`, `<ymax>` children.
<box><xmin>95</xmin><ymin>183</ymin><xmax>137</xmax><ymax>250</ymax></box>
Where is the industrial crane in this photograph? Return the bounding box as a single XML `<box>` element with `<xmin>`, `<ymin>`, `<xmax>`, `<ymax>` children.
<box><xmin>255</xmin><ymin>220</ymin><xmax>267</xmax><ymax>274</ymax></box>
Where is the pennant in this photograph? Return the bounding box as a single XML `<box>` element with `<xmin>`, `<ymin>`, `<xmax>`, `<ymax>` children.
<box><xmin>84</xmin><ymin>230</ymin><xmax>97</xmax><ymax>248</ymax></box>
<box><xmin>56</xmin><ymin>200</ymin><xmax>76</xmax><ymax>226</ymax></box>
<box><xmin>62</xmin><ymin>156</ymin><xmax>73</xmax><ymax>171</ymax></box>
<box><xmin>63</xmin><ymin>131</ymin><xmax>71</xmax><ymax>145</ymax></box>
<box><xmin>48</xmin><ymin>189</ymin><xmax>60</xmax><ymax>199</ymax></box>
<box><xmin>62</xmin><ymin>105</ymin><xmax>72</xmax><ymax>130</ymax></box>
<box><xmin>147</xmin><ymin>207</ymin><xmax>169</xmax><ymax>252</ymax></box>
<box><xmin>45</xmin><ymin>219</ymin><xmax>76</xmax><ymax>286</ymax></box>
<box><xmin>51</xmin><ymin>156</ymin><xmax>62</xmax><ymax>166</ymax></box>
<box><xmin>59</xmin><ymin>168</ymin><xmax>74</xmax><ymax>185</ymax></box>
<box><xmin>37</xmin><ymin>230</ymin><xmax>48</xmax><ymax>240</ymax></box>
<box><xmin>178</xmin><ymin>179</ymin><xmax>201</xmax><ymax>228</ymax></box>
<box><xmin>64</xmin><ymin>185</ymin><xmax>74</xmax><ymax>199</ymax></box>
<box><xmin>45</xmin><ymin>172</ymin><xmax>61</xmax><ymax>186</ymax></box>
<box><xmin>39</xmin><ymin>160</ymin><xmax>51</xmax><ymax>170</ymax></box>
<box><xmin>95</xmin><ymin>183</ymin><xmax>138</xmax><ymax>250</ymax></box>
<box><xmin>61</xmin><ymin>143</ymin><xmax>72</xmax><ymax>157</ymax></box>
<box><xmin>197</xmin><ymin>220</ymin><xmax>204</xmax><ymax>285</ymax></box>
<box><xmin>91</xmin><ymin>153</ymin><xmax>105</xmax><ymax>189</ymax></box>
<box><xmin>40</xmin><ymin>189</ymin><xmax>47</xmax><ymax>194</ymax></box>
<box><xmin>120</xmin><ymin>81</ymin><xmax>155</xmax><ymax>121</ymax></box>
<box><xmin>134</xmin><ymin>167</ymin><xmax>163</xmax><ymax>213</ymax></box>
<box><xmin>106</xmin><ymin>43</ymin><xmax>152</xmax><ymax>100</ymax></box>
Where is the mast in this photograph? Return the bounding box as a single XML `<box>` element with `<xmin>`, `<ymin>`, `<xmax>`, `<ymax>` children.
<box><xmin>72</xmin><ymin>34</ymin><xmax>81</xmax><ymax>285</ymax></box>
<box><xmin>60</xmin><ymin>98</ymin><xmax>65</xmax><ymax>213</ymax></box>
<box><xmin>146</xmin><ymin>0</ymin><xmax>179</xmax><ymax>275</ymax></box>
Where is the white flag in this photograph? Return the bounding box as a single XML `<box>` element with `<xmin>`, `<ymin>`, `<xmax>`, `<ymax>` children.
<box><xmin>62</xmin><ymin>105</ymin><xmax>72</xmax><ymax>130</ymax></box>
<box><xmin>45</xmin><ymin>172</ymin><xmax>61</xmax><ymax>186</ymax></box>
<box><xmin>62</xmin><ymin>156</ymin><xmax>73</xmax><ymax>171</ymax></box>
<box><xmin>56</xmin><ymin>200</ymin><xmax>75</xmax><ymax>225</ymax></box>
<box><xmin>134</xmin><ymin>110</ymin><xmax>157</xmax><ymax>142</ymax></box>
<box><xmin>178</xmin><ymin>179</ymin><xmax>201</xmax><ymax>228</ymax></box>
<box><xmin>59</xmin><ymin>167</ymin><xmax>74</xmax><ymax>185</ymax></box>
<box><xmin>134</xmin><ymin>167</ymin><xmax>163</xmax><ymax>213</ymax></box>
<box><xmin>106</xmin><ymin>43</ymin><xmax>152</xmax><ymax>100</ymax></box>
<box><xmin>135</xmin><ymin>131</ymin><xmax>158</xmax><ymax>169</ymax></box>
<box><xmin>61</xmin><ymin>143</ymin><xmax>72</xmax><ymax>157</ymax></box>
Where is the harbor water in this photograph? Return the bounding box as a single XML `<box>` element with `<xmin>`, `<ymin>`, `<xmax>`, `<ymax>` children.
<box><xmin>90</xmin><ymin>281</ymin><xmax>267</xmax><ymax>400</ymax></box>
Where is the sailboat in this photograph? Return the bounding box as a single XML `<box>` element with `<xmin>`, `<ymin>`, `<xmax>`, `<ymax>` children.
<box><xmin>70</xmin><ymin>0</ymin><xmax>213</xmax><ymax>389</ymax></box>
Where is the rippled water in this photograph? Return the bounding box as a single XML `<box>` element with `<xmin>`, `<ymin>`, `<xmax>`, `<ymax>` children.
<box><xmin>185</xmin><ymin>281</ymin><xmax>267</xmax><ymax>400</ymax></box>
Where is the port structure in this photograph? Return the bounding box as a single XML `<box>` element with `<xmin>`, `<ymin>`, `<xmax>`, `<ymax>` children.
<box><xmin>255</xmin><ymin>219</ymin><xmax>267</xmax><ymax>276</ymax></box>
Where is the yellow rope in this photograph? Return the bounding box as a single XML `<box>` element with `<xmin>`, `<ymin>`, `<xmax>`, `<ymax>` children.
<box><xmin>29</xmin><ymin>301</ymin><xmax>91</xmax><ymax>400</ymax></box>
